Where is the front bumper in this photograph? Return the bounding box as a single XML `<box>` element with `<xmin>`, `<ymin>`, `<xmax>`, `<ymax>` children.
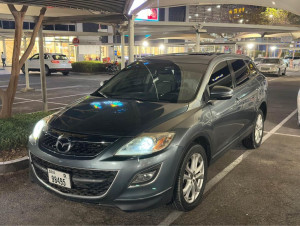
<box><xmin>28</xmin><ymin>142</ymin><xmax>181</xmax><ymax>211</ymax></box>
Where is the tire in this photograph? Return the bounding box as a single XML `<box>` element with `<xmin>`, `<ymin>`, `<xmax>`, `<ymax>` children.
<box><xmin>172</xmin><ymin>144</ymin><xmax>208</xmax><ymax>211</ymax></box>
<box><xmin>242</xmin><ymin>109</ymin><xmax>264</xmax><ymax>149</ymax></box>
<box><xmin>45</xmin><ymin>65</ymin><xmax>51</xmax><ymax>76</ymax></box>
<box><xmin>21</xmin><ymin>65</ymin><xmax>25</xmax><ymax>74</ymax></box>
<box><xmin>282</xmin><ymin>68</ymin><xmax>286</xmax><ymax>76</ymax></box>
<box><xmin>62</xmin><ymin>71</ymin><xmax>69</xmax><ymax>76</ymax></box>
<box><xmin>277</xmin><ymin>69</ymin><xmax>281</xmax><ymax>77</ymax></box>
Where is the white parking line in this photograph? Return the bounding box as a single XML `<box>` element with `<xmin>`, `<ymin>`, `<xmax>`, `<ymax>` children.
<box><xmin>264</xmin><ymin>131</ymin><xmax>300</xmax><ymax>138</ymax></box>
<box><xmin>48</xmin><ymin>93</ymin><xmax>89</xmax><ymax>100</ymax></box>
<box><xmin>35</xmin><ymin>85</ymin><xmax>86</xmax><ymax>91</ymax></box>
<box><xmin>158</xmin><ymin>108</ymin><xmax>298</xmax><ymax>226</ymax></box>
<box><xmin>14</xmin><ymin>96</ymin><xmax>68</xmax><ymax>106</ymax></box>
<box><xmin>0</xmin><ymin>83</ymin><xmax>40</xmax><ymax>88</ymax></box>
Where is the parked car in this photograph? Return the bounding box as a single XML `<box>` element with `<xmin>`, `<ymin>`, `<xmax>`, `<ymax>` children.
<box><xmin>22</xmin><ymin>53</ymin><xmax>72</xmax><ymax>76</ymax></box>
<box><xmin>257</xmin><ymin>58</ymin><xmax>287</xmax><ymax>76</ymax></box>
<box><xmin>28</xmin><ymin>53</ymin><xmax>268</xmax><ymax>211</ymax></box>
<box><xmin>254</xmin><ymin>57</ymin><xmax>264</xmax><ymax>65</ymax></box>
<box><xmin>283</xmin><ymin>56</ymin><xmax>300</xmax><ymax>68</ymax></box>
<box><xmin>298</xmin><ymin>89</ymin><xmax>300</xmax><ymax>127</ymax></box>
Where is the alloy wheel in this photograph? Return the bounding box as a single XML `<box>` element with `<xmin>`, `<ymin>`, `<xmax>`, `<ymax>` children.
<box><xmin>182</xmin><ymin>153</ymin><xmax>205</xmax><ymax>203</ymax></box>
<box><xmin>255</xmin><ymin>114</ymin><xmax>263</xmax><ymax>144</ymax></box>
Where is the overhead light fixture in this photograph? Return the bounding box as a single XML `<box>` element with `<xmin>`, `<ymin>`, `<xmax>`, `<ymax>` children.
<box><xmin>216</xmin><ymin>5</ymin><xmax>221</xmax><ymax>9</ymax></box>
<box><xmin>189</xmin><ymin>15</ymin><xmax>192</xmax><ymax>19</ymax></box>
<box><xmin>195</xmin><ymin>13</ymin><xmax>199</xmax><ymax>17</ymax></box>
<box><xmin>159</xmin><ymin>44</ymin><xmax>165</xmax><ymax>50</ymax></box>
<box><xmin>272</xmin><ymin>1</ymin><xmax>276</xmax><ymax>5</ymax></box>
<box><xmin>271</xmin><ymin>46</ymin><xmax>277</xmax><ymax>51</ymax></box>
<box><xmin>143</xmin><ymin>41</ymin><xmax>149</xmax><ymax>47</ymax></box>
<box><xmin>269</xmin><ymin>14</ymin><xmax>274</xmax><ymax>18</ymax></box>
<box><xmin>207</xmin><ymin>8</ymin><xmax>212</xmax><ymax>12</ymax></box>
<box><xmin>247</xmin><ymin>43</ymin><xmax>254</xmax><ymax>49</ymax></box>
<box><xmin>239</xmin><ymin>19</ymin><xmax>244</xmax><ymax>23</ymax></box>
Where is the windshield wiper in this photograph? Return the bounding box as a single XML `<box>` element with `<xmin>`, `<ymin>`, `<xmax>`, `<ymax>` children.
<box><xmin>98</xmin><ymin>91</ymin><xmax>108</xmax><ymax>98</ymax></box>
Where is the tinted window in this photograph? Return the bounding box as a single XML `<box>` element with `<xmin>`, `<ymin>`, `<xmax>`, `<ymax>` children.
<box><xmin>231</xmin><ymin>59</ymin><xmax>250</xmax><ymax>86</ymax></box>
<box><xmin>261</xmin><ymin>59</ymin><xmax>280</xmax><ymax>64</ymax></box>
<box><xmin>97</xmin><ymin>60</ymin><xmax>208</xmax><ymax>103</ymax></box>
<box><xmin>245</xmin><ymin>60</ymin><xmax>258</xmax><ymax>76</ymax></box>
<box><xmin>209</xmin><ymin>61</ymin><xmax>232</xmax><ymax>88</ymax></box>
<box><xmin>52</xmin><ymin>55</ymin><xmax>68</xmax><ymax>60</ymax></box>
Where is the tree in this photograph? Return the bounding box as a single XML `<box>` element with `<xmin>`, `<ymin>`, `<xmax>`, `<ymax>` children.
<box><xmin>0</xmin><ymin>5</ymin><xmax>46</xmax><ymax>119</ymax></box>
<box><xmin>261</xmin><ymin>8</ymin><xmax>290</xmax><ymax>25</ymax></box>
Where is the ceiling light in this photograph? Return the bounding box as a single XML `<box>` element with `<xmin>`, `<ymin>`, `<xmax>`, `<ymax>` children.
<box><xmin>143</xmin><ymin>41</ymin><xmax>149</xmax><ymax>47</ymax></box>
<box><xmin>207</xmin><ymin>8</ymin><xmax>212</xmax><ymax>12</ymax></box>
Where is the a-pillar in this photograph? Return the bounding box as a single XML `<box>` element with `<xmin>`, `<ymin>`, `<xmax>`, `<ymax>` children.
<box><xmin>38</xmin><ymin>26</ymin><xmax>48</xmax><ymax>112</ymax></box>
<box><xmin>121</xmin><ymin>32</ymin><xmax>125</xmax><ymax>69</ymax></box>
<box><xmin>195</xmin><ymin>32</ymin><xmax>201</xmax><ymax>52</ymax></box>
<box><xmin>129</xmin><ymin>16</ymin><xmax>135</xmax><ymax>63</ymax></box>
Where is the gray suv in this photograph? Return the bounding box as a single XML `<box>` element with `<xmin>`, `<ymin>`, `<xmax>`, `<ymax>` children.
<box><xmin>28</xmin><ymin>53</ymin><xmax>268</xmax><ymax>211</ymax></box>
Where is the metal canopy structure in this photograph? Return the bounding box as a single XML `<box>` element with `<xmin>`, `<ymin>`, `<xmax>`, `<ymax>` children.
<box><xmin>144</xmin><ymin>0</ymin><xmax>300</xmax><ymax>16</ymax></box>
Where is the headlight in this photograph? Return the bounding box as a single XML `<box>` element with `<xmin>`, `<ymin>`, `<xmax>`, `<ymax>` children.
<box><xmin>115</xmin><ymin>132</ymin><xmax>175</xmax><ymax>156</ymax></box>
<box><xmin>29</xmin><ymin>117</ymin><xmax>49</xmax><ymax>145</ymax></box>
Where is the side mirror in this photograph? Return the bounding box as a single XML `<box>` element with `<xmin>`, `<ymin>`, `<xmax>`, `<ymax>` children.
<box><xmin>100</xmin><ymin>80</ymin><xmax>108</xmax><ymax>87</ymax></box>
<box><xmin>210</xmin><ymin>86</ymin><xmax>233</xmax><ymax>100</ymax></box>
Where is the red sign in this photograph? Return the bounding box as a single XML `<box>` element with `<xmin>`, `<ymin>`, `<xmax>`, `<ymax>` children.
<box><xmin>72</xmin><ymin>38</ymin><xmax>80</xmax><ymax>46</ymax></box>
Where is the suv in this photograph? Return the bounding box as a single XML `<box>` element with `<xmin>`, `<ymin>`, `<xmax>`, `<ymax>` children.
<box><xmin>28</xmin><ymin>53</ymin><xmax>268</xmax><ymax>211</ymax></box>
<box><xmin>22</xmin><ymin>53</ymin><xmax>72</xmax><ymax>76</ymax></box>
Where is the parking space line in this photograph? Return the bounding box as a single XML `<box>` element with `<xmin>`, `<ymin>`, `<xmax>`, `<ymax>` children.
<box><xmin>35</xmin><ymin>85</ymin><xmax>86</xmax><ymax>91</ymax></box>
<box><xmin>0</xmin><ymin>83</ymin><xmax>40</xmax><ymax>88</ymax></box>
<box><xmin>14</xmin><ymin>96</ymin><xmax>68</xmax><ymax>106</ymax></box>
<box><xmin>48</xmin><ymin>93</ymin><xmax>89</xmax><ymax>100</ymax></box>
<box><xmin>158</xmin><ymin>108</ymin><xmax>298</xmax><ymax>226</ymax></box>
<box><xmin>264</xmin><ymin>131</ymin><xmax>300</xmax><ymax>138</ymax></box>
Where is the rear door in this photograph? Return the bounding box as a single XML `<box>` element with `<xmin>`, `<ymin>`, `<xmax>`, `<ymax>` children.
<box><xmin>229</xmin><ymin>59</ymin><xmax>259</xmax><ymax>136</ymax></box>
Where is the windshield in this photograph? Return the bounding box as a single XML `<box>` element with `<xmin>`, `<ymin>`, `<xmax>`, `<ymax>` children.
<box><xmin>261</xmin><ymin>59</ymin><xmax>280</xmax><ymax>64</ymax></box>
<box><xmin>52</xmin><ymin>55</ymin><xmax>68</xmax><ymax>60</ymax></box>
<box><xmin>95</xmin><ymin>60</ymin><xmax>208</xmax><ymax>103</ymax></box>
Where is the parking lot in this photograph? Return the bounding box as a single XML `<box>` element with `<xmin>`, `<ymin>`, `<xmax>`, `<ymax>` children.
<box><xmin>0</xmin><ymin>70</ymin><xmax>299</xmax><ymax>225</ymax></box>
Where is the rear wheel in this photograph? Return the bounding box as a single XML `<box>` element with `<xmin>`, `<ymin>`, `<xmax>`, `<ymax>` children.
<box><xmin>242</xmin><ymin>109</ymin><xmax>264</xmax><ymax>149</ymax></box>
<box><xmin>172</xmin><ymin>144</ymin><xmax>207</xmax><ymax>211</ymax></box>
<box><xmin>62</xmin><ymin>71</ymin><xmax>69</xmax><ymax>76</ymax></box>
<box><xmin>45</xmin><ymin>65</ymin><xmax>51</xmax><ymax>76</ymax></box>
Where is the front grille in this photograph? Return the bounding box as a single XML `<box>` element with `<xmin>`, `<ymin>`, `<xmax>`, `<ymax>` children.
<box><xmin>39</xmin><ymin>130</ymin><xmax>117</xmax><ymax>157</ymax></box>
<box><xmin>31</xmin><ymin>154</ymin><xmax>117</xmax><ymax>197</ymax></box>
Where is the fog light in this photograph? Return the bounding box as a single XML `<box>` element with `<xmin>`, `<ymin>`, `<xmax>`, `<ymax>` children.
<box><xmin>130</xmin><ymin>164</ymin><xmax>161</xmax><ymax>187</ymax></box>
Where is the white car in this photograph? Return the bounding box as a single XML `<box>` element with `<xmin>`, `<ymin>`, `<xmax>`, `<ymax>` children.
<box><xmin>283</xmin><ymin>56</ymin><xmax>300</xmax><ymax>68</ymax></box>
<box><xmin>257</xmin><ymin>58</ymin><xmax>287</xmax><ymax>76</ymax></box>
<box><xmin>22</xmin><ymin>53</ymin><xmax>72</xmax><ymax>76</ymax></box>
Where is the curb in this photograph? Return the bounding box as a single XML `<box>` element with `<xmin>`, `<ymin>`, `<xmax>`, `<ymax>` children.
<box><xmin>0</xmin><ymin>156</ymin><xmax>29</xmax><ymax>175</ymax></box>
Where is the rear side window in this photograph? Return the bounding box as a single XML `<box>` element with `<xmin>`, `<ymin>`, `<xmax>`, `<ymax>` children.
<box><xmin>209</xmin><ymin>61</ymin><xmax>233</xmax><ymax>88</ymax></box>
<box><xmin>230</xmin><ymin>59</ymin><xmax>250</xmax><ymax>86</ymax></box>
<box><xmin>245</xmin><ymin>60</ymin><xmax>258</xmax><ymax>76</ymax></box>
<box><xmin>52</xmin><ymin>55</ymin><xmax>68</xmax><ymax>60</ymax></box>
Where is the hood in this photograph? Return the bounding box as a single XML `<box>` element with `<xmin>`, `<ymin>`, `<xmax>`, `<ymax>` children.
<box><xmin>49</xmin><ymin>96</ymin><xmax>189</xmax><ymax>137</ymax></box>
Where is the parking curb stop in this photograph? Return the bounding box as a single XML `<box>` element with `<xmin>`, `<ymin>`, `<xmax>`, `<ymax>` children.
<box><xmin>0</xmin><ymin>156</ymin><xmax>29</xmax><ymax>175</ymax></box>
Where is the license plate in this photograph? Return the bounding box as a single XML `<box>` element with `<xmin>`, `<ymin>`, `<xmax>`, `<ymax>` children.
<box><xmin>261</xmin><ymin>67</ymin><xmax>270</xmax><ymax>70</ymax></box>
<box><xmin>48</xmin><ymin>168</ymin><xmax>71</xmax><ymax>188</ymax></box>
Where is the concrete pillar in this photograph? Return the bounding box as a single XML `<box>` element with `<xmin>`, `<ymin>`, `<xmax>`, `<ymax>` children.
<box><xmin>195</xmin><ymin>32</ymin><xmax>201</xmax><ymax>52</ymax></box>
<box><xmin>121</xmin><ymin>32</ymin><xmax>125</xmax><ymax>69</ymax></box>
<box><xmin>38</xmin><ymin>27</ymin><xmax>48</xmax><ymax>112</ymax></box>
<box><xmin>185</xmin><ymin>5</ymin><xmax>190</xmax><ymax>22</ymax></box>
<box><xmin>129</xmin><ymin>16</ymin><xmax>135</xmax><ymax>63</ymax></box>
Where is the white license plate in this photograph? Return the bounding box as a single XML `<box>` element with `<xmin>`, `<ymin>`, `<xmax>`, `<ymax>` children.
<box><xmin>261</xmin><ymin>67</ymin><xmax>270</xmax><ymax>70</ymax></box>
<box><xmin>48</xmin><ymin>168</ymin><xmax>71</xmax><ymax>188</ymax></box>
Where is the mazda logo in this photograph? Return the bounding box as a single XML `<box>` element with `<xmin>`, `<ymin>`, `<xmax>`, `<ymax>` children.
<box><xmin>56</xmin><ymin>135</ymin><xmax>72</xmax><ymax>153</ymax></box>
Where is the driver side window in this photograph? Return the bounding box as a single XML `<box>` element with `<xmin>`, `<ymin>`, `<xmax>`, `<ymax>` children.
<box><xmin>31</xmin><ymin>54</ymin><xmax>39</xmax><ymax>60</ymax></box>
<box><xmin>209</xmin><ymin>61</ymin><xmax>233</xmax><ymax>90</ymax></box>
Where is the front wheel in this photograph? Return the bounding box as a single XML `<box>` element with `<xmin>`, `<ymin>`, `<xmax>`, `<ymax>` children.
<box><xmin>242</xmin><ymin>109</ymin><xmax>264</xmax><ymax>149</ymax></box>
<box><xmin>62</xmin><ymin>71</ymin><xmax>69</xmax><ymax>76</ymax></box>
<box><xmin>282</xmin><ymin>68</ymin><xmax>286</xmax><ymax>76</ymax></box>
<box><xmin>172</xmin><ymin>144</ymin><xmax>207</xmax><ymax>211</ymax></box>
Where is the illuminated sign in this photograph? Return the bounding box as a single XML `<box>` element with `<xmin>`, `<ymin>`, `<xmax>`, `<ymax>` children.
<box><xmin>129</xmin><ymin>0</ymin><xmax>159</xmax><ymax>22</ymax></box>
